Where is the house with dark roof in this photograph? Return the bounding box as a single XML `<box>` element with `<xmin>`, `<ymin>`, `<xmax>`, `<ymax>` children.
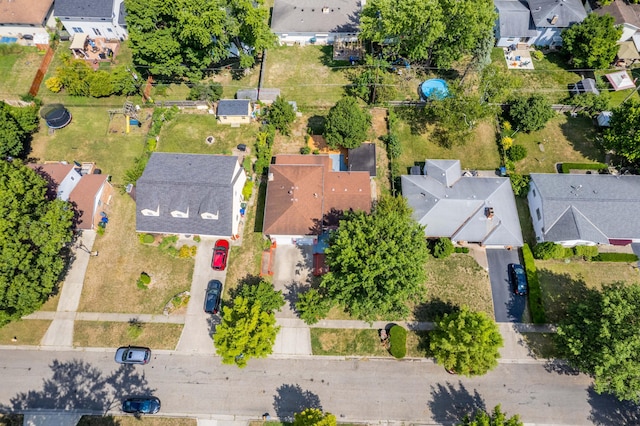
<box><xmin>402</xmin><ymin>160</ymin><xmax>523</xmax><ymax>248</ymax></box>
<box><xmin>495</xmin><ymin>0</ymin><xmax>538</xmax><ymax>47</ymax></box>
<box><xmin>271</xmin><ymin>0</ymin><xmax>362</xmax><ymax>46</ymax></box>
<box><xmin>136</xmin><ymin>153</ymin><xmax>247</xmax><ymax>238</ymax></box>
<box><xmin>528</xmin><ymin>0</ymin><xmax>587</xmax><ymax>46</ymax></box>
<box><xmin>28</xmin><ymin>162</ymin><xmax>113</xmax><ymax>231</ymax></box>
<box><xmin>0</xmin><ymin>0</ymin><xmax>55</xmax><ymax>40</ymax></box>
<box><xmin>263</xmin><ymin>155</ymin><xmax>371</xmax><ymax>245</ymax></box>
<box><xmin>217</xmin><ymin>99</ymin><xmax>252</xmax><ymax>125</ymax></box>
<box><xmin>55</xmin><ymin>0</ymin><xmax>127</xmax><ymax>40</ymax></box>
<box><xmin>347</xmin><ymin>143</ymin><xmax>376</xmax><ymax>177</ymax></box>
<box><xmin>528</xmin><ymin>173</ymin><xmax>640</xmax><ymax>247</ymax></box>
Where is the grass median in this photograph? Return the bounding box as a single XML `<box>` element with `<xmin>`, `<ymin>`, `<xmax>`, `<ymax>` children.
<box><xmin>73</xmin><ymin>321</ymin><xmax>183</xmax><ymax>349</ymax></box>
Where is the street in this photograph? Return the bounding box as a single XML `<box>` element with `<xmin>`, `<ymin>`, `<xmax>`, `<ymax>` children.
<box><xmin>0</xmin><ymin>349</ymin><xmax>637</xmax><ymax>425</ymax></box>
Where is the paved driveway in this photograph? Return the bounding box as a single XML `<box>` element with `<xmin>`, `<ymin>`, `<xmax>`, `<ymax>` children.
<box><xmin>486</xmin><ymin>248</ymin><xmax>526</xmax><ymax>323</ymax></box>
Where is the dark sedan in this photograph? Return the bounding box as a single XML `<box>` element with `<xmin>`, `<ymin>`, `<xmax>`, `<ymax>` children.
<box><xmin>508</xmin><ymin>263</ymin><xmax>528</xmax><ymax>295</ymax></box>
<box><xmin>122</xmin><ymin>397</ymin><xmax>161</xmax><ymax>414</ymax></box>
<box><xmin>204</xmin><ymin>279</ymin><xmax>223</xmax><ymax>314</ymax></box>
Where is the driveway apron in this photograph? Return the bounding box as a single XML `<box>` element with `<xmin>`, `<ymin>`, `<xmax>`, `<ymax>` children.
<box><xmin>486</xmin><ymin>248</ymin><xmax>525</xmax><ymax>323</ymax></box>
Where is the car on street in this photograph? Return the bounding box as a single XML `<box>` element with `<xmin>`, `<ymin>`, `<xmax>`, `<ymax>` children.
<box><xmin>204</xmin><ymin>279</ymin><xmax>223</xmax><ymax>314</ymax></box>
<box><xmin>122</xmin><ymin>397</ymin><xmax>161</xmax><ymax>414</ymax></box>
<box><xmin>211</xmin><ymin>239</ymin><xmax>229</xmax><ymax>270</ymax></box>
<box><xmin>508</xmin><ymin>263</ymin><xmax>528</xmax><ymax>295</ymax></box>
<box><xmin>115</xmin><ymin>346</ymin><xmax>151</xmax><ymax>364</ymax></box>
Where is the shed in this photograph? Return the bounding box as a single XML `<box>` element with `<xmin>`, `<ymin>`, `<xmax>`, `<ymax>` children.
<box><xmin>597</xmin><ymin>111</ymin><xmax>612</xmax><ymax>127</ymax></box>
<box><xmin>217</xmin><ymin>99</ymin><xmax>252</xmax><ymax>125</ymax></box>
<box><xmin>606</xmin><ymin>70</ymin><xmax>636</xmax><ymax>91</ymax></box>
<box><xmin>569</xmin><ymin>78</ymin><xmax>599</xmax><ymax>96</ymax></box>
<box><xmin>236</xmin><ymin>89</ymin><xmax>258</xmax><ymax>102</ymax></box>
<box><xmin>258</xmin><ymin>88</ymin><xmax>281</xmax><ymax>104</ymax></box>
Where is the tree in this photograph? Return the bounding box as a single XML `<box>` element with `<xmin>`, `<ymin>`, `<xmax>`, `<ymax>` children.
<box><xmin>568</xmin><ymin>92</ymin><xmax>610</xmax><ymax>117</ymax></box>
<box><xmin>55</xmin><ymin>54</ymin><xmax>92</xmax><ymax>96</ymax></box>
<box><xmin>459</xmin><ymin>405</ymin><xmax>523</xmax><ymax>426</ymax></box>
<box><xmin>235</xmin><ymin>280</ymin><xmax>285</xmax><ymax>313</ymax></box>
<box><xmin>213</xmin><ymin>296</ymin><xmax>279</xmax><ymax>368</ymax></box>
<box><xmin>89</xmin><ymin>71</ymin><xmax>114</xmax><ymax>97</ymax></box>
<box><xmin>268</xmin><ymin>96</ymin><xmax>296</xmax><ymax>136</ymax></box>
<box><xmin>430</xmin><ymin>307</ymin><xmax>503</xmax><ymax>376</ymax></box>
<box><xmin>296</xmin><ymin>288</ymin><xmax>332</xmax><ymax>325</ymax></box>
<box><xmin>0</xmin><ymin>161</ymin><xmax>74</xmax><ymax>325</ymax></box>
<box><xmin>603</xmin><ymin>99</ymin><xmax>640</xmax><ymax>162</ymax></box>
<box><xmin>110</xmin><ymin>66</ymin><xmax>139</xmax><ymax>96</ymax></box>
<box><xmin>293</xmin><ymin>408</ymin><xmax>337</xmax><ymax>426</ymax></box>
<box><xmin>320</xmin><ymin>195</ymin><xmax>429</xmax><ymax>321</ymax></box>
<box><xmin>0</xmin><ymin>102</ymin><xmax>39</xmax><ymax>158</ymax></box>
<box><xmin>556</xmin><ymin>282</ymin><xmax>640</xmax><ymax>402</ymax></box>
<box><xmin>509</xmin><ymin>94</ymin><xmax>555</xmax><ymax>133</ymax></box>
<box><xmin>187</xmin><ymin>82</ymin><xmax>223</xmax><ymax>102</ymax></box>
<box><xmin>323</xmin><ymin>96</ymin><xmax>371</xmax><ymax>149</ymax></box>
<box><xmin>432</xmin><ymin>237</ymin><xmax>454</xmax><ymax>259</ymax></box>
<box><xmin>345</xmin><ymin>54</ymin><xmax>396</xmax><ymax>104</ymax></box>
<box><xmin>561</xmin><ymin>14</ymin><xmax>622</xmax><ymax>69</ymax></box>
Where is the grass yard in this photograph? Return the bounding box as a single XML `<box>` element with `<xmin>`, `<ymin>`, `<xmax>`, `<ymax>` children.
<box><xmin>73</xmin><ymin>321</ymin><xmax>183</xmax><ymax>349</ymax></box>
<box><xmin>263</xmin><ymin>45</ymin><xmax>351</xmax><ymax>109</ymax></box>
<box><xmin>79</xmin><ymin>192</ymin><xmax>194</xmax><ymax>314</ymax></box>
<box><xmin>521</xmin><ymin>332</ymin><xmax>558</xmax><ymax>359</ymax></box>
<box><xmin>0</xmin><ymin>45</ymin><xmax>42</xmax><ymax>98</ymax></box>
<box><xmin>40</xmin><ymin>291</ymin><xmax>62</xmax><ymax>311</ymax></box>
<box><xmin>310</xmin><ymin>328</ymin><xmax>427</xmax><ymax>358</ymax></box>
<box><xmin>0</xmin><ymin>320</ymin><xmax>51</xmax><ymax>346</ymax></box>
<box><xmin>515</xmin><ymin>198</ymin><xmax>536</xmax><ymax>246</ymax></box>
<box><xmin>158</xmin><ymin>112</ymin><xmax>260</xmax><ymax>154</ymax></box>
<box><xmin>419</xmin><ymin>254</ymin><xmax>494</xmax><ymax>321</ymax></box>
<box><xmin>594</xmin><ymin>69</ymin><xmax>639</xmax><ymax>106</ymax></box>
<box><xmin>509</xmin><ymin>114</ymin><xmax>603</xmax><ymax>174</ymax></box>
<box><xmin>78</xmin><ymin>417</ymin><xmax>195</xmax><ymax>426</ymax></box>
<box><xmin>536</xmin><ymin>259</ymin><xmax>640</xmax><ymax>323</ymax></box>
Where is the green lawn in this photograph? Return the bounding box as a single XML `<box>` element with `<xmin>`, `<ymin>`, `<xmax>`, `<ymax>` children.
<box><xmin>0</xmin><ymin>45</ymin><xmax>41</xmax><ymax>98</ymax></box>
<box><xmin>0</xmin><ymin>320</ymin><xmax>51</xmax><ymax>346</ymax></box>
<box><xmin>73</xmin><ymin>321</ymin><xmax>183</xmax><ymax>349</ymax></box>
<box><xmin>521</xmin><ymin>332</ymin><xmax>558</xmax><ymax>359</ymax></box>
<box><xmin>310</xmin><ymin>328</ymin><xmax>428</xmax><ymax>358</ymax></box>
<box><xmin>78</xmin><ymin>417</ymin><xmax>195</xmax><ymax>426</ymax></box>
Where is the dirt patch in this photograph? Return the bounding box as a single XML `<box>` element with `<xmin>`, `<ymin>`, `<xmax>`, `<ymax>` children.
<box><xmin>317</xmin><ymin>331</ymin><xmax>340</xmax><ymax>351</ymax></box>
<box><xmin>370</xmin><ymin>107</ymin><xmax>388</xmax><ymax>138</ymax></box>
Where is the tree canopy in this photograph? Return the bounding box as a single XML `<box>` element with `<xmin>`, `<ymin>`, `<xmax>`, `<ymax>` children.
<box><xmin>293</xmin><ymin>408</ymin><xmax>337</xmax><ymax>426</ymax></box>
<box><xmin>430</xmin><ymin>307</ymin><xmax>503</xmax><ymax>376</ymax></box>
<box><xmin>556</xmin><ymin>282</ymin><xmax>640</xmax><ymax>402</ymax></box>
<box><xmin>124</xmin><ymin>0</ymin><xmax>276</xmax><ymax>79</ymax></box>
<box><xmin>509</xmin><ymin>94</ymin><xmax>555</xmax><ymax>133</ymax></box>
<box><xmin>320</xmin><ymin>195</ymin><xmax>429</xmax><ymax>321</ymax></box>
<box><xmin>561</xmin><ymin>14</ymin><xmax>622</xmax><ymax>69</ymax></box>
<box><xmin>358</xmin><ymin>0</ymin><xmax>496</xmax><ymax>68</ymax></box>
<box><xmin>235</xmin><ymin>280</ymin><xmax>285</xmax><ymax>313</ymax></box>
<box><xmin>268</xmin><ymin>96</ymin><xmax>296</xmax><ymax>136</ymax></box>
<box><xmin>0</xmin><ymin>102</ymin><xmax>39</xmax><ymax>158</ymax></box>
<box><xmin>0</xmin><ymin>161</ymin><xmax>74</xmax><ymax>325</ymax></box>
<box><xmin>458</xmin><ymin>405</ymin><xmax>523</xmax><ymax>426</ymax></box>
<box><xmin>323</xmin><ymin>96</ymin><xmax>371</xmax><ymax>149</ymax></box>
<box><xmin>603</xmin><ymin>99</ymin><xmax>640</xmax><ymax>163</ymax></box>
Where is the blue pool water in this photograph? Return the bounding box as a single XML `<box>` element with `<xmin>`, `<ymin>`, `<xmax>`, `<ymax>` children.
<box><xmin>0</xmin><ymin>37</ymin><xmax>18</xmax><ymax>44</ymax></box>
<box><xmin>420</xmin><ymin>79</ymin><xmax>450</xmax><ymax>100</ymax></box>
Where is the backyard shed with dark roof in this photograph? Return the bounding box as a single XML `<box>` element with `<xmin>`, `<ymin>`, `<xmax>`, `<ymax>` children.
<box><xmin>569</xmin><ymin>78</ymin><xmax>599</xmax><ymax>96</ymax></box>
<box><xmin>217</xmin><ymin>99</ymin><xmax>252</xmax><ymax>125</ymax></box>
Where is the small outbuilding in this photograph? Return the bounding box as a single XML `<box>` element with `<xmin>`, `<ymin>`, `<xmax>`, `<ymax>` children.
<box><xmin>597</xmin><ymin>111</ymin><xmax>612</xmax><ymax>127</ymax></box>
<box><xmin>616</xmin><ymin>41</ymin><xmax>640</xmax><ymax>67</ymax></box>
<box><xmin>569</xmin><ymin>78</ymin><xmax>599</xmax><ymax>96</ymax></box>
<box><xmin>605</xmin><ymin>70</ymin><xmax>636</xmax><ymax>91</ymax></box>
<box><xmin>216</xmin><ymin>99</ymin><xmax>252</xmax><ymax>125</ymax></box>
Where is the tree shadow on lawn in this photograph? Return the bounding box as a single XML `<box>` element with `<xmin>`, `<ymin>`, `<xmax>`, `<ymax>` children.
<box><xmin>413</xmin><ymin>298</ymin><xmax>459</xmax><ymax>322</ymax></box>
<box><xmin>536</xmin><ymin>268</ymin><xmax>589</xmax><ymax>324</ymax></box>
<box><xmin>253</xmin><ymin>178</ymin><xmax>267</xmax><ymax>233</ymax></box>
<box><xmin>588</xmin><ymin>384</ymin><xmax>640</xmax><ymax>425</ymax></box>
<box><xmin>394</xmin><ymin>106</ymin><xmax>430</xmax><ymax>135</ymax></box>
<box><xmin>318</xmin><ymin>44</ymin><xmax>355</xmax><ymax>70</ymax></box>
<box><xmin>273</xmin><ymin>384</ymin><xmax>322</xmax><ymax>422</ymax></box>
<box><xmin>559</xmin><ymin>115</ymin><xmax>604</xmax><ymax>163</ymax></box>
<box><xmin>428</xmin><ymin>381</ymin><xmax>486</xmax><ymax>425</ymax></box>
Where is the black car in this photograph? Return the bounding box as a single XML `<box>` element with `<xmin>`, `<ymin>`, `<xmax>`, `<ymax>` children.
<box><xmin>122</xmin><ymin>397</ymin><xmax>161</xmax><ymax>414</ymax></box>
<box><xmin>508</xmin><ymin>263</ymin><xmax>528</xmax><ymax>295</ymax></box>
<box><xmin>204</xmin><ymin>279</ymin><xmax>223</xmax><ymax>314</ymax></box>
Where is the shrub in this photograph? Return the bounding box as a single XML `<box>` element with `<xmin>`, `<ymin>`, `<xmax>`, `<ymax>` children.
<box><xmin>532</xmin><ymin>50</ymin><xmax>544</xmax><ymax>61</ymax></box>
<box><xmin>560</xmin><ymin>162</ymin><xmax>608</xmax><ymax>174</ymax></box>
<box><xmin>139</xmin><ymin>233</ymin><xmax>154</xmax><ymax>244</ymax></box>
<box><xmin>382</xmin><ymin>133</ymin><xmax>402</xmax><ymax>159</ymax></box>
<box><xmin>507</xmin><ymin>144</ymin><xmax>527</xmax><ymax>161</ymax></box>
<box><xmin>187</xmin><ymin>82</ymin><xmax>223</xmax><ymax>102</ymax></box>
<box><xmin>139</xmin><ymin>272</ymin><xmax>151</xmax><ymax>285</ymax></box>
<box><xmin>300</xmin><ymin>146</ymin><xmax>311</xmax><ymax>154</ymax></box>
<box><xmin>242</xmin><ymin>180</ymin><xmax>253</xmax><ymax>200</ymax></box>
<box><xmin>88</xmin><ymin>71</ymin><xmax>113</xmax><ymax>97</ymax></box>
<box><xmin>388</xmin><ymin>325</ymin><xmax>407</xmax><ymax>358</ymax></box>
<box><xmin>159</xmin><ymin>235</ymin><xmax>179</xmax><ymax>257</ymax></box>
<box><xmin>522</xmin><ymin>244</ymin><xmax>546</xmax><ymax>324</ymax></box>
<box><xmin>533</xmin><ymin>242</ymin><xmax>565</xmax><ymax>260</ymax></box>
<box><xmin>501</xmin><ymin>136</ymin><xmax>513</xmax><ymax>150</ymax></box>
<box><xmin>592</xmin><ymin>253</ymin><xmax>639</xmax><ymax>262</ymax></box>
<box><xmin>573</xmin><ymin>245</ymin><xmax>598</xmax><ymax>260</ymax></box>
<box><xmin>45</xmin><ymin>76</ymin><xmax>63</xmax><ymax>93</ymax></box>
<box><xmin>178</xmin><ymin>245</ymin><xmax>197</xmax><ymax>258</ymax></box>
<box><xmin>312</xmin><ymin>149</ymin><xmax>320</xmax><ymax>155</ymax></box>
<box><xmin>96</xmin><ymin>226</ymin><xmax>105</xmax><ymax>236</ymax></box>
<box><xmin>509</xmin><ymin>173</ymin><xmax>530</xmax><ymax>197</ymax></box>
<box><xmin>432</xmin><ymin>237</ymin><xmax>454</xmax><ymax>259</ymax></box>
<box><xmin>193</xmin><ymin>235</ymin><xmax>201</xmax><ymax>243</ymax></box>
<box><xmin>127</xmin><ymin>320</ymin><xmax>144</xmax><ymax>339</ymax></box>
<box><xmin>146</xmin><ymin>138</ymin><xmax>157</xmax><ymax>153</ymax></box>
<box><xmin>296</xmin><ymin>288</ymin><xmax>332</xmax><ymax>325</ymax></box>
<box><xmin>502</xmin><ymin>120</ymin><xmax>512</xmax><ymax>131</ymax></box>
<box><xmin>454</xmin><ymin>247</ymin><xmax>470</xmax><ymax>254</ymax></box>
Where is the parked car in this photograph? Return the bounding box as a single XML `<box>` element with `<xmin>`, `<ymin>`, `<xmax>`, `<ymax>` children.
<box><xmin>115</xmin><ymin>346</ymin><xmax>151</xmax><ymax>365</ymax></box>
<box><xmin>204</xmin><ymin>279</ymin><xmax>223</xmax><ymax>314</ymax></box>
<box><xmin>122</xmin><ymin>397</ymin><xmax>161</xmax><ymax>414</ymax></box>
<box><xmin>508</xmin><ymin>263</ymin><xmax>528</xmax><ymax>295</ymax></box>
<box><xmin>211</xmin><ymin>239</ymin><xmax>229</xmax><ymax>270</ymax></box>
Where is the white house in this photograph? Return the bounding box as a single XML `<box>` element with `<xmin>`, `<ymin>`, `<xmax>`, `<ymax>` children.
<box><xmin>55</xmin><ymin>0</ymin><xmax>128</xmax><ymax>40</ymax></box>
<box><xmin>0</xmin><ymin>0</ymin><xmax>55</xmax><ymax>41</ymax></box>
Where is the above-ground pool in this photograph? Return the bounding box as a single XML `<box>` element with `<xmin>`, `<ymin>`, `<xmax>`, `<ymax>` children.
<box><xmin>419</xmin><ymin>78</ymin><xmax>449</xmax><ymax>100</ymax></box>
<box><xmin>0</xmin><ymin>37</ymin><xmax>18</xmax><ymax>44</ymax></box>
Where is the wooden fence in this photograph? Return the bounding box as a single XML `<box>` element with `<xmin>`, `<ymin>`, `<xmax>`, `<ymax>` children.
<box><xmin>28</xmin><ymin>47</ymin><xmax>54</xmax><ymax>97</ymax></box>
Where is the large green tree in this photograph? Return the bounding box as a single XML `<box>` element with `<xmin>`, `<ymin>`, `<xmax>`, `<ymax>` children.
<box><xmin>0</xmin><ymin>102</ymin><xmax>39</xmax><ymax>158</ymax></box>
<box><xmin>235</xmin><ymin>280</ymin><xmax>285</xmax><ymax>313</ymax></box>
<box><xmin>323</xmin><ymin>96</ymin><xmax>371</xmax><ymax>149</ymax></box>
<box><xmin>0</xmin><ymin>161</ymin><xmax>74</xmax><ymax>325</ymax></box>
<box><xmin>430</xmin><ymin>307</ymin><xmax>503</xmax><ymax>376</ymax></box>
<box><xmin>556</xmin><ymin>282</ymin><xmax>640</xmax><ymax>402</ymax></box>
<box><xmin>459</xmin><ymin>405</ymin><xmax>523</xmax><ymax>426</ymax></box>
<box><xmin>320</xmin><ymin>195</ymin><xmax>428</xmax><ymax>321</ymax></box>
<box><xmin>124</xmin><ymin>0</ymin><xmax>276</xmax><ymax>79</ymax></box>
<box><xmin>294</xmin><ymin>408</ymin><xmax>337</xmax><ymax>426</ymax></box>
<box><xmin>603</xmin><ymin>99</ymin><xmax>640</xmax><ymax>162</ymax></box>
<box><xmin>268</xmin><ymin>96</ymin><xmax>296</xmax><ymax>136</ymax></box>
<box><xmin>358</xmin><ymin>0</ymin><xmax>495</xmax><ymax>68</ymax></box>
<box><xmin>213</xmin><ymin>296</ymin><xmax>279</xmax><ymax>368</ymax></box>
<box><xmin>509</xmin><ymin>94</ymin><xmax>555</xmax><ymax>133</ymax></box>
<box><xmin>561</xmin><ymin>14</ymin><xmax>622</xmax><ymax>69</ymax></box>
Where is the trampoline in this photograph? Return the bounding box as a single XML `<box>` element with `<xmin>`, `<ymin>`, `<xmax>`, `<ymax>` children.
<box><xmin>40</xmin><ymin>104</ymin><xmax>72</xmax><ymax>129</ymax></box>
<box><xmin>419</xmin><ymin>79</ymin><xmax>449</xmax><ymax>100</ymax></box>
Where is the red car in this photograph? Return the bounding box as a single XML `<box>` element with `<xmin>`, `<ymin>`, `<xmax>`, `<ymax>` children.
<box><xmin>211</xmin><ymin>239</ymin><xmax>229</xmax><ymax>270</ymax></box>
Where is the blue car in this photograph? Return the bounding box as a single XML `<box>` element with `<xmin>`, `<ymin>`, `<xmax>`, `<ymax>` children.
<box><xmin>204</xmin><ymin>280</ymin><xmax>223</xmax><ymax>314</ymax></box>
<box><xmin>122</xmin><ymin>397</ymin><xmax>161</xmax><ymax>414</ymax></box>
<box><xmin>508</xmin><ymin>263</ymin><xmax>528</xmax><ymax>295</ymax></box>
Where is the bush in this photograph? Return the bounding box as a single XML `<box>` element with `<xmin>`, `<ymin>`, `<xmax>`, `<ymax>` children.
<box><xmin>242</xmin><ymin>180</ymin><xmax>253</xmax><ymax>200</ymax></box>
<box><xmin>159</xmin><ymin>235</ymin><xmax>179</xmax><ymax>257</ymax></box>
<box><xmin>533</xmin><ymin>242</ymin><xmax>566</xmax><ymax>260</ymax></box>
<box><xmin>140</xmin><ymin>233</ymin><xmax>155</xmax><ymax>244</ymax></box>
<box><xmin>45</xmin><ymin>76</ymin><xmax>63</xmax><ymax>93</ymax></box>
<box><xmin>522</xmin><ymin>244</ymin><xmax>546</xmax><ymax>324</ymax></box>
<box><xmin>187</xmin><ymin>82</ymin><xmax>223</xmax><ymax>102</ymax></box>
<box><xmin>300</xmin><ymin>146</ymin><xmax>311</xmax><ymax>154</ymax></box>
<box><xmin>178</xmin><ymin>245</ymin><xmax>197</xmax><ymax>258</ymax></box>
<box><xmin>454</xmin><ymin>247</ymin><xmax>470</xmax><ymax>254</ymax></box>
<box><xmin>501</xmin><ymin>136</ymin><xmax>513</xmax><ymax>150</ymax></box>
<box><xmin>382</xmin><ymin>133</ymin><xmax>402</xmax><ymax>159</ymax></box>
<box><xmin>502</xmin><ymin>120</ymin><xmax>512</xmax><ymax>131</ymax></box>
<box><xmin>296</xmin><ymin>288</ymin><xmax>332</xmax><ymax>325</ymax></box>
<box><xmin>139</xmin><ymin>272</ymin><xmax>151</xmax><ymax>284</ymax></box>
<box><xmin>573</xmin><ymin>245</ymin><xmax>598</xmax><ymax>260</ymax></box>
<box><xmin>509</xmin><ymin>173</ymin><xmax>530</xmax><ymax>197</ymax></box>
<box><xmin>592</xmin><ymin>253</ymin><xmax>639</xmax><ymax>262</ymax></box>
<box><xmin>193</xmin><ymin>235</ymin><xmax>201</xmax><ymax>243</ymax></box>
<box><xmin>507</xmin><ymin>144</ymin><xmax>527</xmax><ymax>161</ymax></box>
<box><xmin>532</xmin><ymin>50</ymin><xmax>544</xmax><ymax>61</ymax></box>
<box><xmin>432</xmin><ymin>237</ymin><xmax>454</xmax><ymax>259</ymax></box>
<box><xmin>146</xmin><ymin>138</ymin><xmax>157</xmax><ymax>153</ymax></box>
<box><xmin>560</xmin><ymin>162</ymin><xmax>608</xmax><ymax>174</ymax></box>
<box><xmin>388</xmin><ymin>325</ymin><xmax>407</xmax><ymax>359</ymax></box>
<box><xmin>127</xmin><ymin>321</ymin><xmax>144</xmax><ymax>339</ymax></box>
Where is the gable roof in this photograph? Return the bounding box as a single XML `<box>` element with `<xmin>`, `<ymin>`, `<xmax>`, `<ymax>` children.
<box><xmin>217</xmin><ymin>99</ymin><xmax>251</xmax><ymax>117</ymax></box>
<box><xmin>0</xmin><ymin>0</ymin><xmax>53</xmax><ymax>25</ymax></box>
<box><xmin>594</xmin><ymin>0</ymin><xmax>640</xmax><ymax>28</ymax></box>
<box><xmin>348</xmin><ymin>143</ymin><xmax>376</xmax><ymax>176</ymax></box>
<box><xmin>271</xmin><ymin>0</ymin><xmax>361</xmax><ymax>34</ymax></box>
<box><xmin>27</xmin><ymin>163</ymin><xmax>74</xmax><ymax>187</ymax></box>
<box><xmin>263</xmin><ymin>155</ymin><xmax>371</xmax><ymax>236</ymax></box>
<box><xmin>617</xmin><ymin>40</ymin><xmax>640</xmax><ymax>60</ymax></box>
<box><xmin>69</xmin><ymin>174</ymin><xmax>107</xmax><ymax>229</ymax></box>
<box><xmin>530</xmin><ymin>174</ymin><xmax>640</xmax><ymax>243</ymax></box>
<box><xmin>136</xmin><ymin>153</ymin><xmax>242</xmax><ymax>236</ymax></box>
<box><xmin>570</xmin><ymin>78</ymin><xmax>599</xmax><ymax>96</ymax></box>
<box><xmin>55</xmin><ymin>0</ymin><xmax>114</xmax><ymax>18</ymax></box>
<box><xmin>495</xmin><ymin>0</ymin><xmax>538</xmax><ymax>38</ymax></box>
<box><xmin>402</xmin><ymin>160</ymin><xmax>523</xmax><ymax>247</ymax></box>
<box><xmin>528</xmin><ymin>0</ymin><xmax>586</xmax><ymax>28</ymax></box>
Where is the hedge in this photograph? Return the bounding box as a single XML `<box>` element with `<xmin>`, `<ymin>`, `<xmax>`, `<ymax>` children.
<box><xmin>388</xmin><ymin>325</ymin><xmax>407</xmax><ymax>359</ymax></box>
<box><xmin>560</xmin><ymin>162</ymin><xmax>607</xmax><ymax>174</ymax></box>
<box><xmin>454</xmin><ymin>247</ymin><xmax>470</xmax><ymax>254</ymax></box>
<box><xmin>522</xmin><ymin>244</ymin><xmax>546</xmax><ymax>324</ymax></box>
<box><xmin>592</xmin><ymin>253</ymin><xmax>639</xmax><ymax>262</ymax></box>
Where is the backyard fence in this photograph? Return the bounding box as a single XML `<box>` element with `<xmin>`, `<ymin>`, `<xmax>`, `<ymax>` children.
<box><xmin>28</xmin><ymin>47</ymin><xmax>54</xmax><ymax>97</ymax></box>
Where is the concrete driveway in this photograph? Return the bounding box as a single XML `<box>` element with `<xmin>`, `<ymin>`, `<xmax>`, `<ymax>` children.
<box><xmin>486</xmin><ymin>248</ymin><xmax>526</xmax><ymax>323</ymax></box>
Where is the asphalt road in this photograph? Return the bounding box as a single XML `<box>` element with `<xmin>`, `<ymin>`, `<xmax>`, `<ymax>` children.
<box><xmin>486</xmin><ymin>248</ymin><xmax>526</xmax><ymax>323</ymax></box>
<box><xmin>0</xmin><ymin>349</ymin><xmax>637</xmax><ymax>425</ymax></box>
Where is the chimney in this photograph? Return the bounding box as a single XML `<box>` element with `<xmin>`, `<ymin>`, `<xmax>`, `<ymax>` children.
<box><xmin>322</xmin><ymin>6</ymin><xmax>330</xmax><ymax>13</ymax></box>
<box><xmin>485</xmin><ymin>207</ymin><xmax>495</xmax><ymax>219</ymax></box>
<box><xmin>268</xmin><ymin>172</ymin><xmax>274</xmax><ymax>181</ymax></box>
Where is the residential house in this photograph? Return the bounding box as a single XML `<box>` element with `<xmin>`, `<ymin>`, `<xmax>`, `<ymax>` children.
<box><xmin>347</xmin><ymin>143</ymin><xmax>376</xmax><ymax>177</ymax></box>
<box><xmin>271</xmin><ymin>0</ymin><xmax>361</xmax><ymax>46</ymax></box>
<box><xmin>494</xmin><ymin>0</ymin><xmax>538</xmax><ymax>47</ymax></box>
<box><xmin>217</xmin><ymin>99</ymin><xmax>252</xmax><ymax>125</ymax></box>
<box><xmin>528</xmin><ymin>173</ymin><xmax>640</xmax><ymax>247</ymax></box>
<box><xmin>263</xmin><ymin>155</ymin><xmax>371</xmax><ymax>245</ymax></box>
<box><xmin>528</xmin><ymin>0</ymin><xmax>587</xmax><ymax>46</ymax></box>
<box><xmin>592</xmin><ymin>0</ymin><xmax>640</xmax><ymax>43</ymax></box>
<box><xmin>0</xmin><ymin>0</ymin><xmax>55</xmax><ymax>41</ymax></box>
<box><xmin>135</xmin><ymin>153</ymin><xmax>246</xmax><ymax>238</ymax></box>
<box><xmin>28</xmin><ymin>162</ymin><xmax>113</xmax><ymax>230</ymax></box>
<box><xmin>402</xmin><ymin>160</ymin><xmax>523</xmax><ymax>248</ymax></box>
<box><xmin>55</xmin><ymin>0</ymin><xmax>128</xmax><ymax>40</ymax></box>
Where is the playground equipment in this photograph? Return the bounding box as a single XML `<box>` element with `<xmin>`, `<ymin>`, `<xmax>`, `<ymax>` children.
<box><xmin>108</xmin><ymin>101</ymin><xmax>139</xmax><ymax>133</ymax></box>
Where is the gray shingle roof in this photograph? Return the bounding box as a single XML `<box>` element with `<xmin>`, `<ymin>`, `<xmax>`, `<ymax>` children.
<box><xmin>136</xmin><ymin>153</ymin><xmax>241</xmax><ymax>236</ymax></box>
<box><xmin>236</xmin><ymin>89</ymin><xmax>259</xmax><ymax>102</ymax></box>
<box><xmin>217</xmin><ymin>99</ymin><xmax>251</xmax><ymax>117</ymax></box>
<box><xmin>495</xmin><ymin>0</ymin><xmax>538</xmax><ymax>38</ymax></box>
<box><xmin>530</xmin><ymin>174</ymin><xmax>640</xmax><ymax>243</ymax></box>
<box><xmin>348</xmin><ymin>143</ymin><xmax>376</xmax><ymax>176</ymax></box>
<box><xmin>528</xmin><ymin>0</ymin><xmax>587</xmax><ymax>28</ymax></box>
<box><xmin>570</xmin><ymin>78</ymin><xmax>599</xmax><ymax>96</ymax></box>
<box><xmin>55</xmin><ymin>0</ymin><xmax>114</xmax><ymax>18</ymax></box>
<box><xmin>271</xmin><ymin>0</ymin><xmax>361</xmax><ymax>34</ymax></box>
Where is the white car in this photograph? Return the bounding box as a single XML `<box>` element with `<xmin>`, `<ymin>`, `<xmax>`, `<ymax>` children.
<box><xmin>115</xmin><ymin>346</ymin><xmax>151</xmax><ymax>364</ymax></box>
